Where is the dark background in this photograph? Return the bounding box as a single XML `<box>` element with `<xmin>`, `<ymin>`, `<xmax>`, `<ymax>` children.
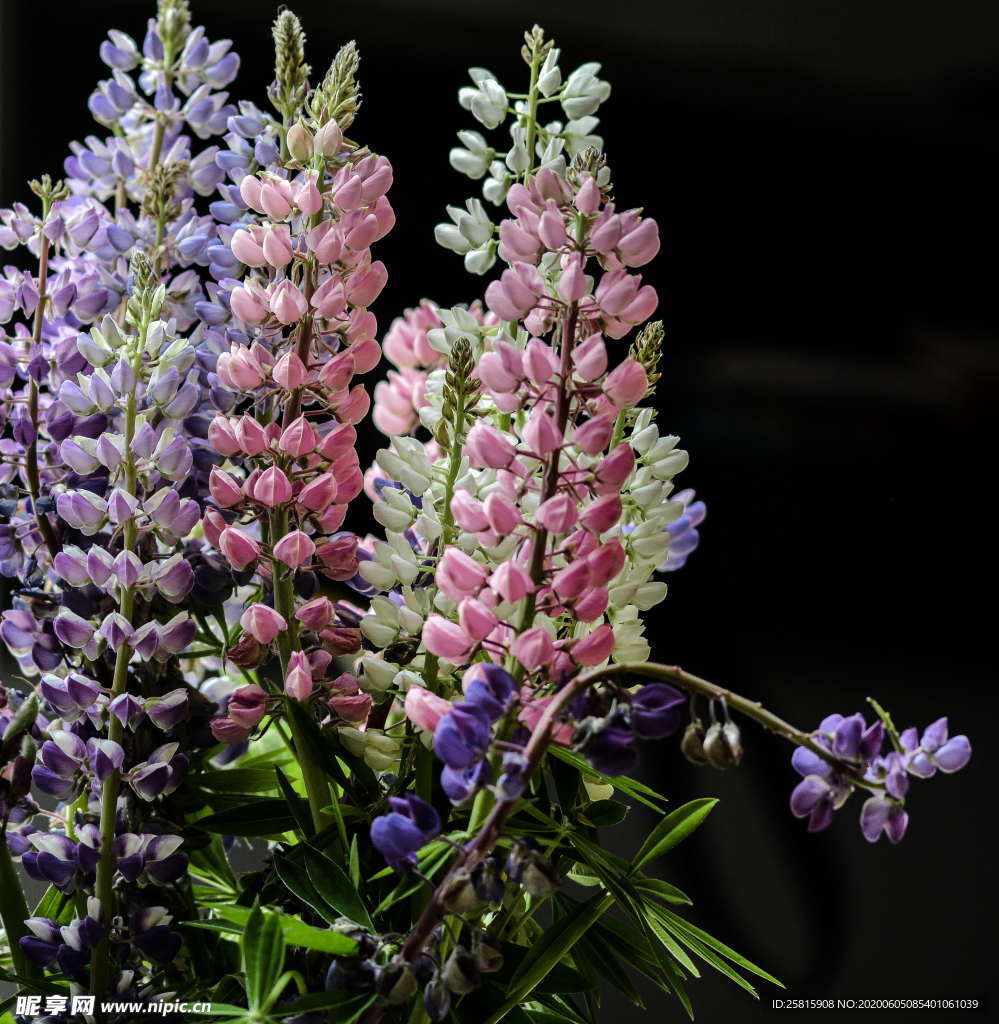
<box><xmin>2</xmin><ymin>0</ymin><xmax>997</xmax><ymax>1020</ymax></box>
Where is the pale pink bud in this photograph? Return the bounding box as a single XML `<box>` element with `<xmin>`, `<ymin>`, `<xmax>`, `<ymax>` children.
<box><xmin>270</xmin><ymin>280</ymin><xmax>308</xmax><ymax>325</ymax></box>
<box><xmin>483</xmin><ymin>492</ymin><xmax>522</xmax><ymax>534</ymax></box>
<box><xmin>573</xmin><ymin>414</ymin><xmax>613</xmax><ymax>456</ymax></box>
<box><xmin>574</xmin><ymin>586</ymin><xmax>609</xmax><ymax>622</ymax></box>
<box><xmin>617</xmin><ymin>217</ymin><xmax>660</xmax><ymax>268</ymax></box>
<box><xmin>236</xmin><ymin>415</ymin><xmax>269</xmax><ymax>456</ymax></box>
<box><xmin>538</xmin><ymin>204</ymin><xmax>569</xmax><ymax>250</ymax></box>
<box><xmin>587</xmin><ymin>538</ymin><xmax>626</xmax><ymax>585</ymax></box>
<box><xmin>572</xmin><ymin>332</ymin><xmax>608</xmax><ymax>382</ymax></box>
<box><xmin>229</xmin><ymin>283</ymin><xmax>268</xmax><ymax>325</ymax></box>
<box><xmin>465</xmin><ymin>423</ymin><xmax>516</xmax><ymax>469</ymax></box>
<box><xmin>262</xmin><ymin>224</ymin><xmax>293</xmax><ymax>268</ymax></box>
<box><xmin>622</xmin><ymin>284</ymin><xmax>658</xmax><ymax>325</ymax></box>
<box><xmin>405</xmin><ymin>685</ymin><xmax>452</xmax><ymax>733</ymax></box>
<box><xmin>334</xmin><ymin>173</ymin><xmax>363</xmax><ymax>211</ymax></box>
<box><xmin>211</xmin><ymin>718</ymin><xmax>251</xmax><ymax>743</ymax></box>
<box><xmin>294</xmin><ymin>172</ymin><xmax>323</xmax><ymax>216</ymax></box>
<box><xmin>331</xmin><ymin>692</ymin><xmax>371</xmax><ymax>724</ymax></box>
<box><xmin>272</xmin><ymin>352</ymin><xmax>308</xmax><ymax>390</ymax></box>
<box><xmin>345</xmin><ymin>212</ymin><xmax>379</xmax><ymax>251</ymax></box>
<box><xmin>307</xmin><ymin>221</ymin><xmax>343</xmax><ymax>263</ymax></box>
<box><xmin>551</xmin><ymin>560</ymin><xmax>591</xmax><ymax>600</ymax></box>
<box><xmin>347</xmin><ymin>261</ymin><xmax>388</xmax><ymax>307</ymax></box>
<box><xmin>228</xmin><ymin>683</ymin><xmax>269</xmax><ymax>729</ymax></box>
<box><xmin>478</xmin><ymin>351</ymin><xmax>520</xmax><ymax>393</ymax></box>
<box><xmin>315</xmin><ymin>120</ymin><xmax>343</xmax><ymax>159</ymax></box>
<box><xmin>422</xmin><ymin>615</ymin><xmax>472</xmax><ymax>661</ymax></box>
<box><xmin>437</xmin><ymin>547</ymin><xmax>489</xmax><ymax>602</ymax></box>
<box><xmin>596</xmin><ymin>444</ymin><xmax>636</xmax><ymax>488</ymax></box>
<box><xmin>283</xmin><ymin>651</ymin><xmax>313</xmax><ymax>701</ymax></box>
<box><xmin>259</xmin><ymin>179</ymin><xmax>293</xmax><ymax>220</ymax></box>
<box><xmin>253</xmin><ymin>466</ymin><xmax>293</xmax><ymax>507</ymax></box>
<box><xmin>335</xmin><ymin>384</ymin><xmax>370</xmax><ymax>425</ymax></box>
<box><xmin>489</xmin><ymin>562</ymin><xmax>534</xmax><ymax>603</ymax></box>
<box><xmin>511</xmin><ymin>627</ymin><xmax>555</xmax><ymax>671</ymax></box>
<box><xmin>484</xmin><ymin>262</ymin><xmax>544</xmax><ymax>320</ymax></box>
<box><xmin>218</xmin><ymin>344</ymin><xmax>265</xmax><ymax>389</ymax></box>
<box><xmin>315</xmin><ymin>534</ymin><xmax>358</xmax><ymax>580</ymax></box>
<box><xmin>590</xmin><ymin>213</ymin><xmax>623</xmax><ymax>254</ymax></box>
<box><xmin>219</xmin><ymin>527</ymin><xmax>260</xmax><ymax>569</ymax></box>
<box><xmin>523</xmin><ymin>408</ymin><xmax>562</xmax><ymax>457</ymax></box>
<box><xmin>318</xmin><ymin>423</ymin><xmax>357</xmax><ymax>460</ymax></box>
<box><xmin>603</xmin><ymin>358</ymin><xmax>649</xmax><ymax>408</ymax></box>
<box><xmin>203</xmin><ymin>508</ymin><xmax>227</xmax><ymax>548</ymax></box>
<box><xmin>571</xmin><ymin>623</ymin><xmax>615</xmax><ymax>665</ymax></box>
<box><xmin>458</xmin><ymin>597</ymin><xmax>498</xmax><ymax>642</ymax></box>
<box><xmin>536</xmin><ymin>493</ymin><xmax>578</xmax><ymax>534</ymax></box>
<box><xmin>350</xmin><ymin>337</ymin><xmax>381</xmax><ymax>374</ymax></box>
<box><xmin>580</xmin><ymin>493</ymin><xmax>622</xmax><ymax>532</ymax></box>
<box><xmin>311</xmin><ymin>275</ymin><xmax>347</xmax><ymax>318</ymax></box>
<box><xmin>295</xmin><ymin>595</ymin><xmax>334</xmax><ymax>631</ymax></box>
<box><xmin>574</xmin><ymin>177</ymin><xmax>601</xmax><ymax>215</ymax></box>
<box><xmin>230</xmin><ymin>227</ymin><xmax>267</xmax><ymax>267</ymax></box>
<box><xmin>318</xmin><ymin>503</ymin><xmax>348</xmax><ymax>532</ymax></box>
<box><xmin>523</xmin><ymin>338</ymin><xmax>556</xmax><ymax>384</ymax></box>
<box><xmin>240</xmin><ymin>604</ymin><xmax>287</xmax><ymax>644</ymax></box>
<box><xmin>273</xmin><ymin>530</ymin><xmax>316</xmax><ymax>567</ymax></box>
<box><xmin>208</xmin><ymin>415</ymin><xmax>241</xmax><ymax>456</ymax></box>
<box><xmin>209</xmin><ymin>467</ymin><xmax>243</xmax><ymax>507</ymax></box>
<box><xmin>558</xmin><ymin>254</ymin><xmax>587</xmax><ymax>302</ymax></box>
<box><xmin>279</xmin><ymin>415</ymin><xmax>318</xmax><ymax>456</ymax></box>
<box><xmin>239</xmin><ymin>174</ymin><xmax>264</xmax><ymax>212</ymax></box>
<box><xmin>595</xmin><ymin>269</ymin><xmax>638</xmax><ymax>316</ymax></box>
<box><xmin>450</xmin><ymin>490</ymin><xmax>489</xmax><ymax>533</ymax></box>
<box><xmin>298</xmin><ymin>472</ymin><xmax>338</xmax><ymax>512</ymax></box>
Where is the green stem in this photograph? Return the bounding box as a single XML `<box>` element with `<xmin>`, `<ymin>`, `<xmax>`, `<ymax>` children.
<box><xmin>25</xmin><ymin>211</ymin><xmax>60</xmax><ymax>560</ymax></box>
<box><xmin>522</xmin><ymin>42</ymin><xmax>543</xmax><ymax>184</ymax></box>
<box><xmin>0</xmin><ymin>836</ymin><xmax>37</xmax><ymax>980</ymax></box>
<box><xmin>270</xmin><ymin>507</ymin><xmax>337</xmax><ymax>837</ymax></box>
<box><xmin>89</xmin><ymin>312</ymin><xmax>144</xmax><ymax>999</ymax></box>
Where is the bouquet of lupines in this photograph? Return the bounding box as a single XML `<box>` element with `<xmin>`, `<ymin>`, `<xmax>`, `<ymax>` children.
<box><xmin>0</xmin><ymin>3</ymin><xmax>972</xmax><ymax>1021</ymax></box>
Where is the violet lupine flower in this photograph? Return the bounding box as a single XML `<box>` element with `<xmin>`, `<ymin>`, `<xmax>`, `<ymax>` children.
<box><xmin>370</xmin><ymin>793</ymin><xmax>442</xmax><ymax>872</ymax></box>
<box><xmin>789</xmin><ymin>712</ymin><xmax>971</xmax><ymax>843</ymax></box>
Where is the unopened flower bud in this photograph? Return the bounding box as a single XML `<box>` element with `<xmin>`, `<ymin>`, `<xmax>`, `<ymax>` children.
<box><xmin>441</xmin><ymin>946</ymin><xmax>480</xmax><ymax>995</ymax></box>
<box><xmin>703</xmin><ymin>720</ymin><xmax>743</xmax><ymax>770</ymax></box>
<box><xmin>441</xmin><ymin>868</ymin><xmax>482</xmax><ymax>913</ymax></box>
<box><xmin>681</xmin><ymin>719</ymin><xmax>708</xmax><ymax>765</ymax></box>
<box><xmin>376</xmin><ymin>960</ymin><xmax>417</xmax><ymax>1004</ymax></box>
<box><xmin>286</xmin><ymin>120</ymin><xmax>314</xmax><ymax>161</ymax></box>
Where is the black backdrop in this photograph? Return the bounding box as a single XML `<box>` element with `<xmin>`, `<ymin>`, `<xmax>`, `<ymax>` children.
<box><xmin>1</xmin><ymin>1</ymin><xmax>996</xmax><ymax>1020</ymax></box>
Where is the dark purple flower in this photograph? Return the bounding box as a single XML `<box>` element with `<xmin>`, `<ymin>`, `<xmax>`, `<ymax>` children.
<box><xmin>578</xmin><ymin>725</ymin><xmax>638</xmax><ymax>777</ymax></box>
<box><xmin>630</xmin><ymin>682</ymin><xmax>685</xmax><ymax>740</ymax></box>
<box><xmin>434</xmin><ymin>702</ymin><xmax>492</xmax><ymax>770</ymax></box>
<box><xmin>441</xmin><ymin>759</ymin><xmax>492</xmax><ymax>806</ymax></box>
<box><xmin>463</xmin><ymin>664</ymin><xmax>517</xmax><ymax>722</ymax></box>
<box><xmin>370</xmin><ymin>793</ymin><xmax>441</xmax><ymax>872</ymax></box>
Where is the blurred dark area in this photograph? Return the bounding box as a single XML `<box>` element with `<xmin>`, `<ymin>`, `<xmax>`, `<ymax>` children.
<box><xmin>2</xmin><ymin>0</ymin><xmax>997</xmax><ymax>1020</ymax></box>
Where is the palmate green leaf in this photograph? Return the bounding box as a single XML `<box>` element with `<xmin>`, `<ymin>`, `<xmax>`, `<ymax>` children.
<box><xmin>635</xmin><ymin>878</ymin><xmax>692</xmax><ymax>905</ymax></box>
<box><xmin>483</xmin><ymin>894</ymin><xmax>614</xmax><ymax>1024</ymax></box>
<box><xmin>549</xmin><ymin>746</ymin><xmax>667</xmax><ymax>811</ymax></box>
<box><xmin>31</xmin><ymin>885</ymin><xmax>75</xmax><ymax>925</ymax></box>
<box><xmin>195</xmin><ymin>768</ymin><xmax>281</xmax><ymax>794</ymax></box>
<box><xmin>302</xmin><ymin>847</ymin><xmax>373</xmax><ymax>930</ymax></box>
<box><xmin>275</xmin><ymin>766</ymin><xmax>314</xmax><ymax>836</ymax></box>
<box><xmin>197</xmin><ymin>797</ymin><xmax>303</xmax><ymax>836</ymax></box>
<box><xmin>576</xmin><ymin>932</ymin><xmax>645</xmax><ymax>1008</ymax></box>
<box><xmin>188</xmin><ymin>835</ymin><xmax>240</xmax><ymax>895</ymax></box>
<box><xmin>656</xmin><ymin>907</ymin><xmax>783</xmax><ymax>988</ymax></box>
<box><xmin>273</xmin><ymin>856</ymin><xmax>340</xmax><ymax>925</ymax></box>
<box><xmin>580</xmin><ymin>799</ymin><xmax>630</xmax><ymax>827</ymax></box>
<box><xmin>242</xmin><ymin>905</ymin><xmax>285</xmax><ymax>1011</ymax></box>
<box><xmin>188</xmin><ymin>905</ymin><xmax>358</xmax><ymax>955</ymax></box>
<box><xmin>631</xmin><ymin>798</ymin><xmax>718</xmax><ymax>872</ymax></box>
